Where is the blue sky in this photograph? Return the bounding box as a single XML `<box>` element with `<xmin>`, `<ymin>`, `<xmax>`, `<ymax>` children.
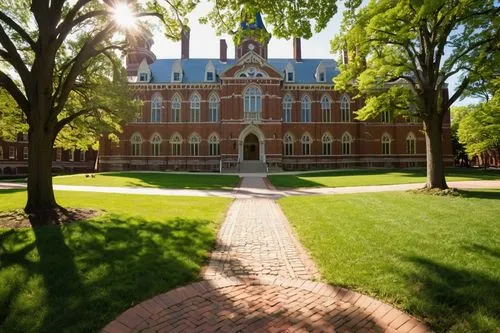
<box><xmin>150</xmin><ymin>1</ymin><xmax>475</xmax><ymax>106</ymax></box>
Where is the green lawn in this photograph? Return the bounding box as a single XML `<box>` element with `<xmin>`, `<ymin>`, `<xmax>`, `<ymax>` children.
<box><xmin>279</xmin><ymin>190</ymin><xmax>500</xmax><ymax>332</ymax></box>
<box><xmin>269</xmin><ymin>168</ymin><xmax>500</xmax><ymax>188</ymax></box>
<box><xmin>52</xmin><ymin>172</ymin><xmax>240</xmax><ymax>190</ymax></box>
<box><xmin>0</xmin><ymin>190</ymin><xmax>232</xmax><ymax>333</ymax></box>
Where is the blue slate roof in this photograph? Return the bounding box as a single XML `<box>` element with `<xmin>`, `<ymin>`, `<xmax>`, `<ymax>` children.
<box><xmin>148</xmin><ymin>58</ymin><xmax>339</xmax><ymax>84</ymax></box>
<box><xmin>240</xmin><ymin>12</ymin><xmax>266</xmax><ymax>31</ymax></box>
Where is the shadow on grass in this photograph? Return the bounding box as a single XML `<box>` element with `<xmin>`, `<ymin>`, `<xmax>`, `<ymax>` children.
<box><xmin>91</xmin><ymin>172</ymin><xmax>238</xmax><ymax>190</ymax></box>
<box><xmin>403</xmin><ymin>255</ymin><xmax>500</xmax><ymax>332</ymax></box>
<box><xmin>0</xmin><ymin>213</ymin><xmax>216</xmax><ymax>333</ymax></box>
<box><xmin>456</xmin><ymin>189</ymin><xmax>500</xmax><ymax>200</ymax></box>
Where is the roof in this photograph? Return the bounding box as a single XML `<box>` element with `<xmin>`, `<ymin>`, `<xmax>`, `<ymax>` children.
<box><xmin>148</xmin><ymin>58</ymin><xmax>339</xmax><ymax>84</ymax></box>
<box><xmin>240</xmin><ymin>12</ymin><xmax>267</xmax><ymax>31</ymax></box>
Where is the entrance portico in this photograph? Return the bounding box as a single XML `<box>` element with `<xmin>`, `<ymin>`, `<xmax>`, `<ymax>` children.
<box><xmin>238</xmin><ymin>125</ymin><xmax>266</xmax><ymax>163</ymax></box>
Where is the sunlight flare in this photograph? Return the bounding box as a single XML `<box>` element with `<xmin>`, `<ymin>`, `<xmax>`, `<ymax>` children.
<box><xmin>112</xmin><ymin>3</ymin><xmax>136</xmax><ymax>29</ymax></box>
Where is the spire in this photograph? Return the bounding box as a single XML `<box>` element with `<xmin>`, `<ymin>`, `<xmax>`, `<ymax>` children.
<box><xmin>235</xmin><ymin>12</ymin><xmax>271</xmax><ymax>60</ymax></box>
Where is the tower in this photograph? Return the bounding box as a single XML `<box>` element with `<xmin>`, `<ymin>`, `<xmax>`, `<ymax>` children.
<box><xmin>125</xmin><ymin>31</ymin><xmax>156</xmax><ymax>77</ymax></box>
<box><xmin>235</xmin><ymin>12</ymin><xmax>271</xmax><ymax>60</ymax></box>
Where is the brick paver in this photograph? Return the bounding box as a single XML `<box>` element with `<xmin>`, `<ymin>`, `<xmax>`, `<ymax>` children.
<box><xmin>103</xmin><ymin>177</ymin><xmax>432</xmax><ymax>332</ymax></box>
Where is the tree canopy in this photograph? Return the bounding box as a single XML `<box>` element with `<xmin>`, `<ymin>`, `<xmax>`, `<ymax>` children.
<box><xmin>331</xmin><ymin>0</ymin><xmax>499</xmax><ymax>188</ymax></box>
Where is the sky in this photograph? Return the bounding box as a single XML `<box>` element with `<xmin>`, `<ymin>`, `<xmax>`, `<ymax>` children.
<box><xmin>149</xmin><ymin>1</ymin><xmax>475</xmax><ymax>106</ymax></box>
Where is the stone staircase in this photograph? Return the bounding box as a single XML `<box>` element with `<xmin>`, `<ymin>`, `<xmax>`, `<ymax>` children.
<box><xmin>238</xmin><ymin>161</ymin><xmax>268</xmax><ymax>173</ymax></box>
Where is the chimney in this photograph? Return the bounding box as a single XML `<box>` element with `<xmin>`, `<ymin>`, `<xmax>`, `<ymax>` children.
<box><xmin>181</xmin><ymin>26</ymin><xmax>190</xmax><ymax>59</ymax></box>
<box><xmin>220</xmin><ymin>39</ymin><xmax>227</xmax><ymax>62</ymax></box>
<box><xmin>342</xmin><ymin>48</ymin><xmax>349</xmax><ymax>65</ymax></box>
<box><xmin>293</xmin><ymin>38</ymin><xmax>302</xmax><ymax>62</ymax></box>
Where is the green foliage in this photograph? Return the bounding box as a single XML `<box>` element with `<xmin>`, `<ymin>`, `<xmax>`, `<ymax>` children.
<box><xmin>279</xmin><ymin>190</ymin><xmax>500</xmax><ymax>332</ymax></box>
<box><xmin>200</xmin><ymin>0</ymin><xmax>337</xmax><ymax>42</ymax></box>
<box><xmin>457</xmin><ymin>96</ymin><xmax>500</xmax><ymax>159</ymax></box>
<box><xmin>0</xmin><ymin>89</ymin><xmax>27</xmax><ymax>141</ymax></box>
<box><xmin>332</xmin><ymin>0</ymin><xmax>499</xmax><ymax>121</ymax></box>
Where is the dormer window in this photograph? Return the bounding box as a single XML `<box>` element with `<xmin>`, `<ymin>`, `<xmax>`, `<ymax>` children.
<box><xmin>315</xmin><ymin>61</ymin><xmax>326</xmax><ymax>83</ymax></box>
<box><xmin>171</xmin><ymin>60</ymin><xmax>183</xmax><ymax>82</ymax></box>
<box><xmin>137</xmin><ymin>58</ymin><xmax>151</xmax><ymax>83</ymax></box>
<box><xmin>319</xmin><ymin>72</ymin><xmax>325</xmax><ymax>82</ymax></box>
<box><xmin>139</xmin><ymin>73</ymin><xmax>148</xmax><ymax>82</ymax></box>
<box><xmin>173</xmin><ymin>72</ymin><xmax>181</xmax><ymax>82</ymax></box>
<box><xmin>285</xmin><ymin>61</ymin><xmax>295</xmax><ymax>82</ymax></box>
<box><xmin>205</xmin><ymin>60</ymin><xmax>216</xmax><ymax>82</ymax></box>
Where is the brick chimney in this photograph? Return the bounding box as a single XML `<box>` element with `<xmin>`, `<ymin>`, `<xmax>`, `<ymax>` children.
<box><xmin>293</xmin><ymin>38</ymin><xmax>302</xmax><ymax>62</ymax></box>
<box><xmin>220</xmin><ymin>39</ymin><xmax>227</xmax><ymax>62</ymax></box>
<box><xmin>181</xmin><ymin>26</ymin><xmax>190</xmax><ymax>59</ymax></box>
<box><xmin>342</xmin><ymin>48</ymin><xmax>349</xmax><ymax>65</ymax></box>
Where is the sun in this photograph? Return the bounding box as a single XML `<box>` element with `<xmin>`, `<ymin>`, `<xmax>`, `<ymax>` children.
<box><xmin>112</xmin><ymin>3</ymin><xmax>136</xmax><ymax>29</ymax></box>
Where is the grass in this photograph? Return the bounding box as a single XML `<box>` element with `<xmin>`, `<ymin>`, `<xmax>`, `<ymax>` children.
<box><xmin>279</xmin><ymin>190</ymin><xmax>500</xmax><ymax>332</ymax></box>
<box><xmin>0</xmin><ymin>190</ymin><xmax>232</xmax><ymax>333</ymax></box>
<box><xmin>52</xmin><ymin>172</ymin><xmax>240</xmax><ymax>190</ymax></box>
<box><xmin>269</xmin><ymin>168</ymin><xmax>500</xmax><ymax>188</ymax></box>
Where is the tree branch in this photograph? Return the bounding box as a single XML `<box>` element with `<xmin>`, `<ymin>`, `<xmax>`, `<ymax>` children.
<box><xmin>0</xmin><ymin>20</ymin><xmax>31</xmax><ymax>84</ymax></box>
<box><xmin>0</xmin><ymin>11</ymin><xmax>36</xmax><ymax>49</ymax></box>
<box><xmin>0</xmin><ymin>70</ymin><xmax>29</xmax><ymax>115</ymax></box>
<box><xmin>448</xmin><ymin>76</ymin><xmax>469</xmax><ymax>108</ymax></box>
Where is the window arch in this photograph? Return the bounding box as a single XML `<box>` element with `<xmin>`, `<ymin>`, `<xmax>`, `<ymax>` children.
<box><xmin>190</xmin><ymin>93</ymin><xmax>201</xmax><ymax>122</ymax></box>
<box><xmin>208</xmin><ymin>93</ymin><xmax>219</xmax><ymax>123</ymax></box>
<box><xmin>133</xmin><ymin>96</ymin><xmax>143</xmax><ymax>123</ymax></box>
<box><xmin>381</xmin><ymin>133</ymin><xmax>391</xmax><ymax>155</ymax></box>
<box><xmin>301</xmin><ymin>95</ymin><xmax>311</xmax><ymax>123</ymax></box>
<box><xmin>208</xmin><ymin>133</ymin><xmax>220</xmax><ymax>156</ymax></box>
<box><xmin>244</xmin><ymin>86</ymin><xmax>262</xmax><ymax>113</ymax></box>
<box><xmin>131</xmin><ymin>133</ymin><xmax>143</xmax><ymax>156</ymax></box>
<box><xmin>171</xmin><ymin>94</ymin><xmax>181</xmax><ymax>122</ymax></box>
<box><xmin>151</xmin><ymin>133</ymin><xmax>162</xmax><ymax>156</ymax></box>
<box><xmin>381</xmin><ymin>110</ymin><xmax>391</xmax><ymax>123</ymax></box>
<box><xmin>151</xmin><ymin>94</ymin><xmax>162</xmax><ymax>123</ymax></box>
<box><xmin>341</xmin><ymin>132</ymin><xmax>352</xmax><ymax>155</ymax></box>
<box><xmin>321</xmin><ymin>132</ymin><xmax>333</xmax><ymax>155</ymax></box>
<box><xmin>283</xmin><ymin>133</ymin><xmax>294</xmax><ymax>156</ymax></box>
<box><xmin>301</xmin><ymin>133</ymin><xmax>312</xmax><ymax>155</ymax></box>
<box><xmin>170</xmin><ymin>133</ymin><xmax>182</xmax><ymax>156</ymax></box>
<box><xmin>406</xmin><ymin>132</ymin><xmax>417</xmax><ymax>154</ymax></box>
<box><xmin>283</xmin><ymin>94</ymin><xmax>292</xmax><ymax>123</ymax></box>
<box><xmin>340</xmin><ymin>95</ymin><xmax>350</xmax><ymax>122</ymax></box>
<box><xmin>189</xmin><ymin>133</ymin><xmax>200</xmax><ymax>156</ymax></box>
<box><xmin>321</xmin><ymin>95</ymin><xmax>331</xmax><ymax>122</ymax></box>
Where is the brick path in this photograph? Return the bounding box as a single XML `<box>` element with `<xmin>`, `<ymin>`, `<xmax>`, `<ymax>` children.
<box><xmin>103</xmin><ymin>177</ymin><xmax>431</xmax><ymax>333</ymax></box>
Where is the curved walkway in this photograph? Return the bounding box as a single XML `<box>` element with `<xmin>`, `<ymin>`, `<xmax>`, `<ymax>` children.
<box><xmin>103</xmin><ymin>177</ymin><xmax>431</xmax><ymax>333</ymax></box>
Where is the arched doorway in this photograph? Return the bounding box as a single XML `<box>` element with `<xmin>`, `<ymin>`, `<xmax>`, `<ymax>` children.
<box><xmin>243</xmin><ymin>133</ymin><xmax>259</xmax><ymax>160</ymax></box>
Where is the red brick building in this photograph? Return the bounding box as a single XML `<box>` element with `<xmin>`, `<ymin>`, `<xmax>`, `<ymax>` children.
<box><xmin>0</xmin><ymin>133</ymin><xmax>97</xmax><ymax>177</ymax></box>
<box><xmin>99</xmin><ymin>16</ymin><xmax>452</xmax><ymax>172</ymax></box>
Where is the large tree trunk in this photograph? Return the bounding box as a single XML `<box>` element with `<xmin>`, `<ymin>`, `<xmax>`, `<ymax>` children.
<box><xmin>423</xmin><ymin>115</ymin><xmax>448</xmax><ymax>189</ymax></box>
<box><xmin>24</xmin><ymin>123</ymin><xmax>59</xmax><ymax>225</ymax></box>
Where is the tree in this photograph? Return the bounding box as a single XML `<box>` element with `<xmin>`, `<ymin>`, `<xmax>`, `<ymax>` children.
<box><xmin>331</xmin><ymin>0</ymin><xmax>499</xmax><ymax>189</ymax></box>
<box><xmin>201</xmin><ymin>0</ymin><xmax>337</xmax><ymax>40</ymax></box>
<box><xmin>0</xmin><ymin>0</ymin><xmax>195</xmax><ymax>224</ymax></box>
<box><xmin>457</xmin><ymin>93</ymin><xmax>500</xmax><ymax>166</ymax></box>
<box><xmin>450</xmin><ymin>105</ymin><xmax>470</xmax><ymax>167</ymax></box>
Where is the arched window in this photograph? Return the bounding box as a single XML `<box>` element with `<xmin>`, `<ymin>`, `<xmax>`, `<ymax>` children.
<box><xmin>321</xmin><ymin>95</ymin><xmax>331</xmax><ymax>122</ymax></box>
<box><xmin>406</xmin><ymin>132</ymin><xmax>417</xmax><ymax>154</ymax></box>
<box><xmin>382</xmin><ymin>133</ymin><xmax>391</xmax><ymax>154</ymax></box>
<box><xmin>301</xmin><ymin>95</ymin><xmax>311</xmax><ymax>123</ymax></box>
<box><xmin>341</xmin><ymin>95</ymin><xmax>350</xmax><ymax>122</ymax></box>
<box><xmin>189</xmin><ymin>133</ymin><xmax>200</xmax><ymax>156</ymax></box>
<box><xmin>151</xmin><ymin>94</ymin><xmax>162</xmax><ymax>123</ymax></box>
<box><xmin>341</xmin><ymin>132</ymin><xmax>352</xmax><ymax>155</ymax></box>
<box><xmin>381</xmin><ymin>110</ymin><xmax>391</xmax><ymax>123</ymax></box>
<box><xmin>170</xmin><ymin>133</ymin><xmax>182</xmax><ymax>156</ymax></box>
<box><xmin>131</xmin><ymin>133</ymin><xmax>143</xmax><ymax>156</ymax></box>
<box><xmin>190</xmin><ymin>94</ymin><xmax>200</xmax><ymax>122</ymax></box>
<box><xmin>208</xmin><ymin>134</ymin><xmax>220</xmax><ymax>156</ymax></box>
<box><xmin>151</xmin><ymin>133</ymin><xmax>162</xmax><ymax>156</ymax></box>
<box><xmin>322</xmin><ymin>133</ymin><xmax>333</xmax><ymax>155</ymax></box>
<box><xmin>171</xmin><ymin>95</ymin><xmax>181</xmax><ymax>122</ymax></box>
<box><xmin>208</xmin><ymin>94</ymin><xmax>219</xmax><ymax>123</ymax></box>
<box><xmin>283</xmin><ymin>94</ymin><xmax>292</xmax><ymax>123</ymax></box>
<box><xmin>244</xmin><ymin>86</ymin><xmax>262</xmax><ymax>113</ymax></box>
<box><xmin>283</xmin><ymin>133</ymin><xmax>294</xmax><ymax>156</ymax></box>
<box><xmin>301</xmin><ymin>133</ymin><xmax>311</xmax><ymax>155</ymax></box>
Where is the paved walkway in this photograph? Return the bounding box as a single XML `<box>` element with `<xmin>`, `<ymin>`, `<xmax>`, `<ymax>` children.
<box><xmin>103</xmin><ymin>177</ymin><xmax>431</xmax><ymax>333</ymax></box>
<box><xmin>1</xmin><ymin>179</ymin><xmax>498</xmax><ymax>198</ymax></box>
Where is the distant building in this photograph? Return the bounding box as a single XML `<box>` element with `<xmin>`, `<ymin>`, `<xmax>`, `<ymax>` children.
<box><xmin>99</xmin><ymin>14</ymin><xmax>452</xmax><ymax>172</ymax></box>
<box><xmin>0</xmin><ymin>133</ymin><xmax>96</xmax><ymax>177</ymax></box>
